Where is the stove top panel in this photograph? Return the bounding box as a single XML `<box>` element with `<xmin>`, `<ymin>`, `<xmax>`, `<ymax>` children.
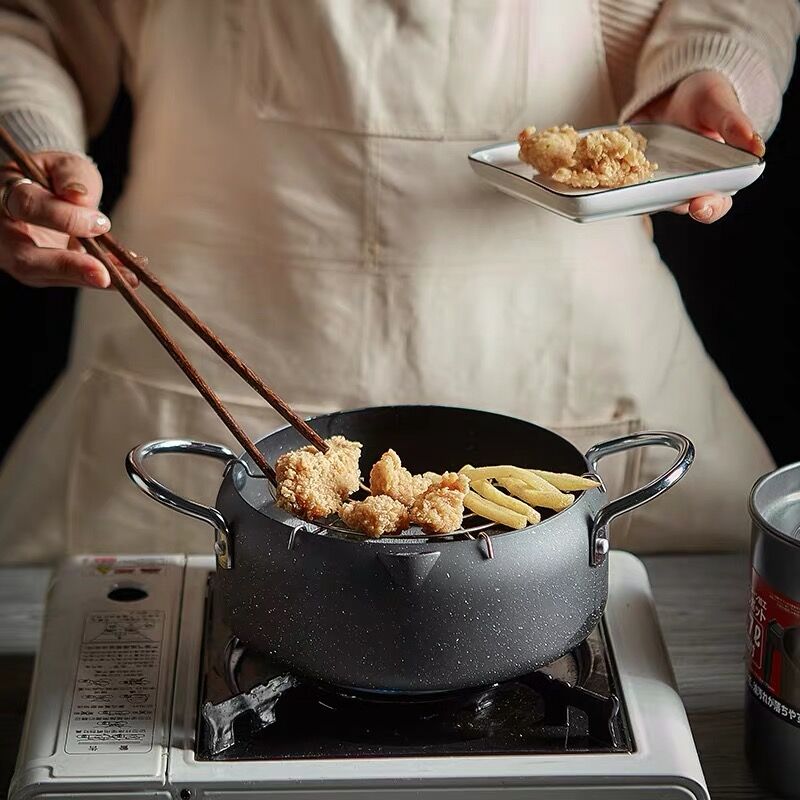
<box><xmin>9</xmin><ymin>553</ymin><xmax>709</xmax><ymax>800</ymax></box>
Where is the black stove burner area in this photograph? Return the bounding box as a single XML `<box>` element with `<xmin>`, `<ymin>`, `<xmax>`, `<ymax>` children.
<box><xmin>197</xmin><ymin>576</ymin><xmax>632</xmax><ymax>761</ymax></box>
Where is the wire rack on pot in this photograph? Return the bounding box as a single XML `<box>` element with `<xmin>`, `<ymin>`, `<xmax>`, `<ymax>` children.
<box><xmin>249</xmin><ymin>466</ymin><xmax>607</xmax><ymax>560</ymax></box>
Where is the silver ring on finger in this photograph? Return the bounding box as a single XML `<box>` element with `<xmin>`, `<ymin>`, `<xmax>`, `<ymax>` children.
<box><xmin>1</xmin><ymin>177</ymin><xmax>33</xmax><ymax>221</ymax></box>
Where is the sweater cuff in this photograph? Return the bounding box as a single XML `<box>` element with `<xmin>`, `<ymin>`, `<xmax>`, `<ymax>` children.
<box><xmin>620</xmin><ymin>33</ymin><xmax>782</xmax><ymax>136</ymax></box>
<box><xmin>0</xmin><ymin>108</ymin><xmax>86</xmax><ymax>165</ymax></box>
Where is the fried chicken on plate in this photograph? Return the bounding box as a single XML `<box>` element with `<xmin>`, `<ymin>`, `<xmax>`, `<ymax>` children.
<box><xmin>518</xmin><ymin>124</ymin><xmax>657</xmax><ymax>189</ymax></box>
<box><xmin>517</xmin><ymin>124</ymin><xmax>579</xmax><ymax>175</ymax></box>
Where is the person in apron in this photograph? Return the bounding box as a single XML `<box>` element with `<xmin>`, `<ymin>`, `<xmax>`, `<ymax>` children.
<box><xmin>0</xmin><ymin>1</ymin><xmax>797</xmax><ymax>562</ymax></box>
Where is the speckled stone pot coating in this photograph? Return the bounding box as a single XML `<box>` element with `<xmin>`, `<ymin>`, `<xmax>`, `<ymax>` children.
<box><xmin>215</xmin><ymin>406</ymin><xmax>608</xmax><ymax>693</ymax></box>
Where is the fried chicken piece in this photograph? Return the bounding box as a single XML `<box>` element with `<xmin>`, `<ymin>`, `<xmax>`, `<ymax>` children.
<box><xmin>517</xmin><ymin>125</ymin><xmax>580</xmax><ymax>175</ymax></box>
<box><xmin>409</xmin><ymin>472</ymin><xmax>470</xmax><ymax>534</ymax></box>
<box><xmin>619</xmin><ymin>125</ymin><xmax>648</xmax><ymax>152</ymax></box>
<box><xmin>551</xmin><ymin>126</ymin><xmax>657</xmax><ymax>189</ymax></box>
<box><xmin>275</xmin><ymin>436</ymin><xmax>362</xmax><ymax>520</ymax></box>
<box><xmin>518</xmin><ymin>123</ymin><xmax>656</xmax><ymax>189</ymax></box>
<box><xmin>369</xmin><ymin>450</ymin><xmax>433</xmax><ymax>507</ymax></box>
<box><xmin>340</xmin><ymin>495</ymin><xmax>410</xmax><ymax>538</ymax></box>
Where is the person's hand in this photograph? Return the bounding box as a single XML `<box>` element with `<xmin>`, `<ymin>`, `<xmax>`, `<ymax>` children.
<box><xmin>634</xmin><ymin>70</ymin><xmax>765</xmax><ymax>224</ymax></box>
<box><xmin>0</xmin><ymin>151</ymin><xmax>138</xmax><ymax>288</ymax></box>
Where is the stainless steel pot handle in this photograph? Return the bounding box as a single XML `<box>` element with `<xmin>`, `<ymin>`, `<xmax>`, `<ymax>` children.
<box><xmin>584</xmin><ymin>431</ymin><xmax>695</xmax><ymax>566</ymax></box>
<box><xmin>126</xmin><ymin>439</ymin><xmax>237</xmax><ymax>569</ymax></box>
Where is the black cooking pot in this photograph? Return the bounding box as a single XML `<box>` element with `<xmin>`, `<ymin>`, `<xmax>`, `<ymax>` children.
<box><xmin>127</xmin><ymin>405</ymin><xmax>693</xmax><ymax>693</ymax></box>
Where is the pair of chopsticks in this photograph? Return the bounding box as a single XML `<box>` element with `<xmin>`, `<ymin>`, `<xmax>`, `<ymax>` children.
<box><xmin>0</xmin><ymin>126</ymin><xmax>328</xmax><ymax>484</ymax></box>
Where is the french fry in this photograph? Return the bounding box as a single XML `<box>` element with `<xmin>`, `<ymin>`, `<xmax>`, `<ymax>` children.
<box><xmin>464</xmin><ymin>490</ymin><xmax>529</xmax><ymax>529</ymax></box>
<box><xmin>460</xmin><ymin>464</ymin><xmax>573</xmax><ymax>511</ymax></box>
<box><xmin>520</xmin><ymin>470</ymin><xmax>562</xmax><ymax>492</ymax></box>
<box><xmin>497</xmin><ymin>477</ymin><xmax>575</xmax><ymax>511</ymax></box>
<box><xmin>470</xmin><ymin>478</ymin><xmax>541</xmax><ymax>524</ymax></box>
<box><xmin>528</xmin><ymin>469</ymin><xmax>600</xmax><ymax>491</ymax></box>
<box><xmin>460</xmin><ymin>465</ymin><xmax>554</xmax><ymax>489</ymax></box>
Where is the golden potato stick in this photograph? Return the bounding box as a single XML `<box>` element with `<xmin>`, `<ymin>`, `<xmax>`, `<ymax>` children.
<box><xmin>464</xmin><ymin>490</ymin><xmax>528</xmax><ymax>529</ymax></box>
<box><xmin>471</xmin><ymin>478</ymin><xmax>541</xmax><ymax>524</ymax></box>
<box><xmin>520</xmin><ymin>470</ymin><xmax>562</xmax><ymax>492</ymax></box>
<box><xmin>461</xmin><ymin>465</ymin><xmax>554</xmax><ymax>489</ymax></box>
<box><xmin>528</xmin><ymin>469</ymin><xmax>601</xmax><ymax>491</ymax></box>
<box><xmin>497</xmin><ymin>478</ymin><xmax>575</xmax><ymax>511</ymax></box>
<box><xmin>459</xmin><ymin>465</ymin><xmax>570</xmax><ymax>508</ymax></box>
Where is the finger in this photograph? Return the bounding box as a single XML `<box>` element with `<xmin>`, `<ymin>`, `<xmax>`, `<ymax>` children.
<box><xmin>696</xmin><ymin>78</ymin><xmax>740</xmax><ymax>130</ymax></box>
<box><xmin>104</xmin><ymin>252</ymin><xmax>140</xmax><ymax>288</ymax></box>
<box><xmin>696</xmin><ymin>129</ymin><xmax>726</xmax><ymax>144</ymax></box>
<box><xmin>4</xmin><ymin>180</ymin><xmax>111</xmax><ymax>238</ymax></box>
<box><xmin>698</xmin><ymin>104</ymin><xmax>763</xmax><ymax>155</ymax></box>
<box><xmin>688</xmin><ymin>194</ymin><xmax>732</xmax><ymax>224</ymax></box>
<box><xmin>713</xmin><ymin>195</ymin><xmax>734</xmax><ymax>221</ymax></box>
<box><xmin>1</xmin><ymin>224</ymin><xmax>110</xmax><ymax>288</ymax></box>
<box><xmin>720</xmin><ymin>111</ymin><xmax>757</xmax><ymax>152</ymax></box>
<box><xmin>695</xmin><ymin>80</ymin><xmax>757</xmax><ymax>152</ymax></box>
<box><xmin>670</xmin><ymin>202</ymin><xmax>690</xmax><ymax>215</ymax></box>
<box><xmin>44</xmin><ymin>152</ymin><xmax>104</xmax><ymax>207</ymax></box>
<box><xmin>66</xmin><ymin>238</ymin><xmax>140</xmax><ymax>286</ymax></box>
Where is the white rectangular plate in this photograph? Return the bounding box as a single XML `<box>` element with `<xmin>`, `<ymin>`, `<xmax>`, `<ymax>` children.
<box><xmin>468</xmin><ymin>122</ymin><xmax>764</xmax><ymax>223</ymax></box>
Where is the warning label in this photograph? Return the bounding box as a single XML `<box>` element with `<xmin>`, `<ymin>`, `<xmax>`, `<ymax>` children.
<box><xmin>66</xmin><ymin>610</ymin><xmax>164</xmax><ymax>754</ymax></box>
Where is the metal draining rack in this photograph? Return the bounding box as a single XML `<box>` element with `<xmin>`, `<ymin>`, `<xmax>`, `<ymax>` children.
<box><xmin>224</xmin><ymin>458</ymin><xmax>603</xmax><ymax>561</ymax></box>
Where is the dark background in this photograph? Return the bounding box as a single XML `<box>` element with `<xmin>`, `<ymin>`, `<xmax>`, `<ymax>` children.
<box><xmin>1</xmin><ymin>66</ymin><xmax>798</xmax><ymax>465</ymax></box>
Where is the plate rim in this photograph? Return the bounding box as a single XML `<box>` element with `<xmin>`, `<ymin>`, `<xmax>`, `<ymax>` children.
<box><xmin>467</xmin><ymin>121</ymin><xmax>765</xmax><ymax>199</ymax></box>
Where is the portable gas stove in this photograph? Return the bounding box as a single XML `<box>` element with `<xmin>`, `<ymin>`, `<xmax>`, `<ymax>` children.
<box><xmin>10</xmin><ymin>552</ymin><xmax>709</xmax><ymax>799</ymax></box>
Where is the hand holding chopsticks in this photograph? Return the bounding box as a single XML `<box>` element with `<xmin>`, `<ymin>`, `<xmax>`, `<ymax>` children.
<box><xmin>0</xmin><ymin>125</ymin><xmax>328</xmax><ymax>484</ymax></box>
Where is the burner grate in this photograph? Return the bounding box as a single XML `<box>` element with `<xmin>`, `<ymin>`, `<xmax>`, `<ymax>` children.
<box><xmin>201</xmin><ymin>673</ymin><xmax>297</xmax><ymax>756</ymax></box>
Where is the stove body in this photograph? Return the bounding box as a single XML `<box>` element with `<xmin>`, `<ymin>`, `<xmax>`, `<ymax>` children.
<box><xmin>10</xmin><ymin>552</ymin><xmax>709</xmax><ymax>799</ymax></box>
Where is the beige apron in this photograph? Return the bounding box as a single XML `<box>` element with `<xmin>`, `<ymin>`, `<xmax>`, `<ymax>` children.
<box><xmin>0</xmin><ymin>0</ymin><xmax>773</xmax><ymax>563</ymax></box>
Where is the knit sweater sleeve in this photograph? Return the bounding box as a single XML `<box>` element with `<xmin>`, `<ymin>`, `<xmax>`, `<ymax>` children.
<box><xmin>0</xmin><ymin>0</ymin><xmax>129</xmax><ymax>160</ymax></box>
<box><xmin>600</xmin><ymin>0</ymin><xmax>800</xmax><ymax>136</ymax></box>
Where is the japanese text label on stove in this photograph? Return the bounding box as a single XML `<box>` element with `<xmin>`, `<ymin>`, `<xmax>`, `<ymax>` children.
<box><xmin>65</xmin><ymin>610</ymin><xmax>165</xmax><ymax>754</ymax></box>
<box><xmin>747</xmin><ymin>568</ymin><xmax>800</xmax><ymax>728</ymax></box>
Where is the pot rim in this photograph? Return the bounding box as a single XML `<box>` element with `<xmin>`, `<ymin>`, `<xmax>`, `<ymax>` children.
<box><xmin>749</xmin><ymin>460</ymin><xmax>800</xmax><ymax>548</ymax></box>
<box><xmin>222</xmin><ymin>404</ymin><xmax>598</xmax><ymax>546</ymax></box>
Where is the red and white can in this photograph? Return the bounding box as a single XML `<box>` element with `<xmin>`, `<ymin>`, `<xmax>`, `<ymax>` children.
<box><xmin>746</xmin><ymin>462</ymin><xmax>800</xmax><ymax>797</ymax></box>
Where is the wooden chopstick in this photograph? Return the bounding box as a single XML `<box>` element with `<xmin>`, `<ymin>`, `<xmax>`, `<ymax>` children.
<box><xmin>82</xmin><ymin>236</ymin><xmax>278</xmax><ymax>483</ymax></box>
<box><xmin>98</xmin><ymin>233</ymin><xmax>328</xmax><ymax>454</ymax></box>
<box><xmin>0</xmin><ymin>132</ymin><xmax>275</xmax><ymax>481</ymax></box>
<box><xmin>0</xmin><ymin>127</ymin><xmax>327</xmax><ymax>482</ymax></box>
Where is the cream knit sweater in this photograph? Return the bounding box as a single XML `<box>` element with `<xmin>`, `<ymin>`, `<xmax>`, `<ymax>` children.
<box><xmin>0</xmin><ymin>1</ymin><xmax>797</xmax><ymax>161</ymax></box>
